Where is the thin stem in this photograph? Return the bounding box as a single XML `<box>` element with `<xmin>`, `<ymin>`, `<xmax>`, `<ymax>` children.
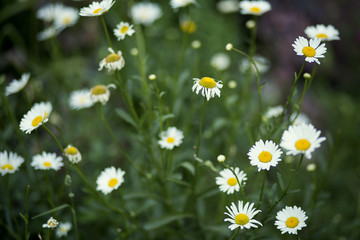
<box><xmin>5</xmin><ymin>176</ymin><xmax>20</xmax><ymax>235</ymax></box>
<box><xmin>42</xmin><ymin>125</ymin><xmax>64</xmax><ymax>153</ymax></box>
<box><xmin>195</xmin><ymin>98</ymin><xmax>207</xmax><ymax>156</ymax></box>
<box><xmin>45</xmin><ymin>172</ymin><xmax>54</xmax><ymax>208</ymax></box>
<box><xmin>24</xmin><ymin>185</ymin><xmax>30</xmax><ymax>240</ymax></box>
<box><xmin>46</xmin><ymin>229</ymin><xmax>50</xmax><ymax>240</ymax></box>
<box><xmin>101</xmin><ymin>15</ymin><xmax>113</xmax><ymax>48</ymax></box>
<box><xmin>229</xmin><ymin>227</ymin><xmax>239</xmax><ymax>240</ymax></box>
<box><xmin>258</xmin><ymin>170</ymin><xmax>266</xmax><ymax>206</ymax></box>
<box><xmin>291</xmin><ymin>77</ymin><xmax>310</xmax><ymax>125</ymax></box>
<box><xmin>67</xmin><ymin>181</ymin><xmax>79</xmax><ymax>240</ymax></box>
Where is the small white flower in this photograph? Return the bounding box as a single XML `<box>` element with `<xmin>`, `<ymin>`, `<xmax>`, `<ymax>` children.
<box><xmin>90</xmin><ymin>84</ymin><xmax>116</xmax><ymax>105</ymax></box>
<box><xmin>114</xmin><ymin>22</ymin><xmax>135</xmax><ymax>41</ymax></box>
<box><xmin>292</xmin><ymin>36</ymin><xmax>327</xmax><ymax>64</ymax></box>
<box><xmin>224</xmin><ymin>201</ymin><xmax>262</xmax><ymax>230</ymax></box>
<box><xmin>0</xmin><ymin>151</ymin><xmax>24</xmax><ymax>176</ymax></box>
<box><xmin>191</xmin><ymin>40</ymin><xmax>201</xmax><ymax>49</ymax></box>
<box><xmin>55</xmin><ymin>222</ymin><xmax>72</xmax><ymax>237</ymax></box>
<box><xmin>217</xmin><ymin>154</ymin><xmax>226</xmax><ymax>163</ymax></box>
<box><xmin>131</xmin><ymin>2</ymin><xmax>162</xmax><ymax>25</ymax></box>
<box><xmin>264</xmin><ymin>105</ymin><xmax>283</xmax><ymax>119</ymax></box>
<box><xmin>42</xmin><ymin>217</ymin><xmax>58</xmax><ymax>229</ymax></box>
<box><xmin>98</xmin><ymin>48</ymin><xmax>125</xmax><ymax>72</ymax></box>
<box><xmin>225</xmin><ymin>43</ymin><xmax>233</xmax><ymax>51</ymax></box>
<box><xmin>5</xmin><ymin>73</ymin><xmax>30</xmax><ymax>96</ymax></box>
<box><xmin>216</xmin><ymin>0</ymin><xmax>240</xmax><ymax>14</ymax></box>
<box><xmin>248</xmin><ymin>140</ymin><xmax>283</xmax><ymax>171</ymax></box>
<box><xmin>275</xmin><ymin>206</ymin><xmax>308</xmax><ymax>234</ymax></box>
<box><xmin>192</xmin><ymin>77</ymin><xmax>223</xmax><ymax>101</ymax></box>
<box><xmin>64</xmin><ymin>145</ymin><xmax>82</xmax><ymax>164</ymax></box>
<box><xmin>216</xmin><ymin>167</ymin><xmax>247</xmax><ymax>194</ymax></box>
<box><xmin>37</xmin><ymin>3</ymin><xmax>63</xmax><ymax>22</ymax></box>
<box><xmin>304</xmin><ymin>24</ymin><xmax>340</xmax><ymax>41</ymax></box>
<box><xmin>69</xmin><ymin>89</ymin><xmax>94</xmax><ymax>110</ymax></box>
<box><xmin>19</xmin><ymin>102</ymin><xmax>52</xmax><ymax>134</ymax></box>
<box><xmin>210</xmin><ymin>53</ymin><xmax>231</xmax><ymax>71</ymax></box>
<box><xmin>54</xmin><ymin>5</ymin><xmax>79</xmax><ymax>29</ymax></box>
<box><xmin>158</xmin><ymin>127</ymin><xmax>184</xmax><ymax>150</ymax></box>
<box><xmin>79</xmin><ymin>0</ymin><xmax>115</xmax><ymax>17</ymax></box>
<box><xmin>31</xmin><ymin>152</ymin><xmax>63</xmax><ymax>171</ymax></box>
<box><xmin>170</xmin><ymin>0</ymin><xmax>196</xmax><ymax>10</ymax></box>
<box><xmin>96</xmin><ymin>166</ymin><xmax>125</xmax><ymax>194</ymax></box>
<box><xmin>239</xmin><ymin>0</ymin><xmax>271</xmax><ymax>16</ymax></box>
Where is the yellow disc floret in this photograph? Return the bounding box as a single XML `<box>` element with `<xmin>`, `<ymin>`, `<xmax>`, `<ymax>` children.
<box><xmin>1</xmin><ymin>164</ymin><xmax>14</xmax><ymax>170</ymax></box>
<box><xmin>286</xmin><ymin>216</ymin><xmax>299</xmax><ymax>228</ymax></box>
<box><xmin>199</xmin><ymin>77</ymin><xmax>216</xmax><ymax>89</ymax></box>
<box><xmin>43</xmin><ymin>162</ymin><xmax>52</xmax><ymax>167</ymax></box>
<box><xmin>66</xmin><ymin>146</ymin><xmax>78</xmax><ymax>155</ymax></box>
<box><xmin>105</xmin><ymin>53</ymin><xmax>121</xmax><ymax>63</ymax></box>
<box><xmin>295</xmin><ymin>139</ymin><xmax>311</xmax><ymax>151</ymax></box>
<box><xmin>302</xmin><ymin>46</ymin><xmax>316</xmax><ymax>57</ymax></box>
<box><xmin>108</xmin><ymin>178</ymin><xmax>118</xmax><ymax>187</ymax></box>
<box><xmin>258</xmin><ymin>151</ymin><xmax>272</xmax><ymax>163</ymax></box>
<box><xmin>93</xmin><ymin>8</ymin><xmax>102</xmax><ymax>14</ymax></box>
<box><xmin>91</xmin><ymin>85</ymin><xmax>107</xmax><ymax>95</ymax></box>
<box><xmin>32</xmin><ymin>116</ymin><xmax>43</xmax><ymax>127</ymax></box>
<box><xmin>167</xmin><ymin>137</ymin><xmax>175</xmax><ymax>143</ymax></box>
<box><xmin>121</xmin><ymin>26</ymin><xmax>129</xmax><ymax>34</ymax></box>
<box><xmin>316</xmin><ymin>33</ymin><xmax>328</xmax><ymax>39</ymax></box>
<box><xmin>235</xmin><ymin>213</ymin><xmax>249</xmax><ymax>225</ymax></box>
<box><xmin>227</xmin><ymin>177</ymin><xmax>237</xmax><ymax>186</ymax></box>
<box><xmin>250</xmin><ymin>7</ymin><xmax>261</xmax><ymax>13</ymax></box>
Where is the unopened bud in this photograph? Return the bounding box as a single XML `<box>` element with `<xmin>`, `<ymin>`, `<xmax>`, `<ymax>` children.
<box><xmin>226</xmin><ymin>43</ymin><xmax>233</xmax><ymax>51</ymax></box>
<box><xmin>217</xmin><ymin>154</ymin><xmax>226</xmax><ymax>163</ymax></box>
<box><xmin>148</xmin><ymin>74</ymin><xmax>156</xmax><ymax>80</ymax></box>
<box><xmin>245</xmin><ymin>20</ymin><xmax>256</xmax><ymax>29</ymax></box>
<box><xmin>303</xmin><ymin>72</ymin><xmax>311</xmax><ymax>79</ymax></box>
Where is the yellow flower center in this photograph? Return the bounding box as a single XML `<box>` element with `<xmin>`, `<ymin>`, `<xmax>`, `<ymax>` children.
<box><xmin>227</xmin><ymin>177</ymin><xmax>237</xmax><ymax>186</ymax></box>
<box><xmin>250</xmin><ymin>7</ymin><xmax>261</xmax><ymax>13</ymax></box>
<box><xmin>43</xmin><ymin>162</ymin><xmax>52</xmax><ymax>167</ymax></box>
<box><xmin>93</xmin><ymin>8</ymin><xmax>102</xmax><ymax>14</ymax></box>
<box><xmin>180</xmin><ymin>20</ymin><xmax>197</xmax><ymax>34</ymax></box>
<box><xmin>199</xmin><ymin>77</ymin><xmax>216</xmax><ymax>89</ymax></box>
<box><xmin>108</xmin><ymin>178</ymin><xmax>118</xmax><ymax>187</ymax></box>
<box><xmin>105</xmin><ymin>53</ymin><xmax>121</xmax><ymax>63</ymax></box>
<box><xmin>258</xmin><ymin>151</ymin><xmax>272</xmax><ymax>163</ymax></box>
<box><xmin>32</xmin><ymin>116</ymin><xmax>43</xmax><ymax>127</ymax></box>
<box><xmin>1</xmin><ymin>164</ymin><xmax>14</xmax><ymax>170</ymax></box>
<box><xmin>302</xmin><ymin>46</ymin><xmax>316</xmax><ymax>57</ymax></box>
<box><xmin>286</xmin><ymin>216</ymin><xmax>299</xmax><ymax>228</ymax></box>
<box><xmin>66</xmin><ymin>146</ymin><xmax>78</xmax><ymax>155</ymax></box>
<box><xmin>91</xmin><ymin>85</ymin><xmax>107</xmax><ymax>95</ymax></box>
<box><xmin>295</xmin><ymin>139</ymin><xmax>311</xmax><ymax>151</ymax></box>
<box><xmin>316</xmin><ymin>33</ymin><xmax>328</xmax><ymax>38</ymax></box>
<box><xmin>167</xmin><ymin>137</ymin><xmax>175</xmax><ymax>143</ymax></box>
<box><xmin>121</xmin><ymin>26</ymin><xmax>129</xmax><ymax>34</ymax></box>
<box><xmin>80</xmin><ymin>96</ymin><xmax>86</xmax><ymax>104</ymax></box>
<box><xmin>64</xmin><ymin>17</ymin><xmax>70</xmax><ymax>25</ymax></box>
<box><xmin>235</xmin><ymin>213</ymin><xmax>249</xmax><ymax>225</ymax></box>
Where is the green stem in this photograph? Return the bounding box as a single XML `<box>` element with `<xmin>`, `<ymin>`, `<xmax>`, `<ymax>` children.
<box><xmin>42</xmin><ymin>125</ymin><xmax>64</xmax><ymax>153</ymax></box>
<box><xmin>67</xmin><ymin>183</ymin><xmax>79</xmax><ymax>240</ymax></box>
<box><xmin>101</xmin><ymin>15</ymin><xmax>113</xmax><ymax>48</ymax></box>
<box><xmin>258</xmin><ymin>170</ymin><xmax>266</xmax><ymax>206</ymax></box>
<box><xmin>46</xmin><ymin>229</ymin><xmax>50</xmax><ymax>240</ymax></box>
<box><xmin>45</xmin><ymin>172</ymin><xmax>54</xmax><ymax>208</ymax></box>
<box><xmin>229</xmin><ymin>227</ymin><xmax>239</xmax><ymax>240</ymax></box>
<box><xmin>5</xmin><ymin>176</ymin><xmax>20</xmax><ymax>235</ymax></box>
<box><xmin>195</xmin><ymin>98</ymin><xmax>207</xmax><ymax>156</ymax></box>
<box><xmin>24</xmin><ymin>185</ymin><xmax>30</xmax><ymax>240</ymax></box>
<box><xmin>291</xmin><ymin>77</ymin><xmax>310</xmax><ymax>125</ymax></box>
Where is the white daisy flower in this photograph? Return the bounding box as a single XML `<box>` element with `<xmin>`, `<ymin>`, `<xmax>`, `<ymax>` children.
<box><xmin>19</xmin><ymin>102</ymin><xmax>52</xmax><ymax>134</ymax></box>
<box><xmin>290</xmin><ymin>112</ymin><xmax>311</xmax><ymax>126</ymax></box>
<box><xmin>292</xmin><ymin>36</ymin><xmax>327</xmax><ymax>64</ymax></box>
<box><xmin>64</xmin><ymin>145</ymin><xmax>82</xmax><ymax>164</ymax></box>
<box><xmin>56</xmin><ymin>222</ymin><xmax>72</xmax><ymax>237</ymax></box>
<box><xmin>96</xmin><ymin>166</ymin><xmax>125</xmax><ymax>194</ymax></box>
<box><xmin>216</xmin><ymin>167</ymin><xmax>247</xmax><ymax>194</ymax></box>
<box><xmin>113</xmin><ymin>22</ymin><xmax>135</xmax><ymax>41</ymax></box>
<box><xmin>248</xmin><ymin>140</ymin><xmax>283</xmax><ymax>171</ymax></box>
<box><xmin>192</xmin><ymin>77</ymin><xmax>223</xmax><ymax>101</ymax></box>
<box><xmin>98</xmin><ymin>48</ymin><xmax>125</xmax><ymax>72</ymax></box>
<box><xmin>31</xmin><ymin>152</ymin><xmax>63</xmax><ymax>171</ymax></box>
<box><xmin>79</xmin><ymin>0</ymin><xmax>115</xmax><ymax>17</ymax></box>
<box><xmin>210</xmin><ymin>53</ymin><xmax>231</xmax><ymax>71</ymax></box>
<box><xmin>224</xmin><ymin>201</ymin><xmax>262</xmax><ymax>230</ymax></box>
<box><xmin>42</xmin><ymin>217</ymin><xmax>58</xmax><ymax>229</ymax></box>
<box><xmin>37</xmin><ymin>3</ymin><xmax>63</xmax><ymax>22</ymax></box>
<box><xmin>275</xmin><ymin>206</ymin><xmax>308</xmax><ymax>234</ymax></box>
<box><xmin>158</xmin><ymin>127</ymin><xmax>184</xmax><ymax>150</ymax></box>
<box><xmin>90</xmin><ymin>84</ymin><xmax>116</xmax><ymax>105</ymax></box>
<box><xmin>5</xmin><ymin>73</ymin><xmax>30</xmax><ymax>96</ymax></box>
<box><xmin>37</xmin><ymin>27</ymin><xmax>62</xmax><ymax>41</ymax></box>
<box><xmin>239</xmin><ymin>55</ymin><xmax>270</xmax><ymax>74</ymax></box>
<box><xmin>239</xmin><ymin>0</ymin><xmax>271</xmax><ymax>16</ymax></box>
<box><xmin>131</xmin><ymin>2</ymin><xmax>162</xmax><ymax>26</ymax></box>
<box><xmin>0</xmin><ymin>151</ymin><xmax>24</xmax><ymax>176</ymax></box>
<box><xmin>54</xmin><ymin>5</ymin><xmax>79</xmax><ymax>29</ymax></box>
<box><xmin>217</xmin><ymin>0</ymin><xmax>240</xmax><ymax>14</ymax></box>
<box><xmin>304</xmin><ymin>24</ymin><xmax>340</xmax><ymax>41</ymax></box>
<box><xmin>69</xmin><ymin>89</ymin><xmax>94</xmax><ymax>110</ymax></box>
<box><xmin>264</xmin><ymin>105</ymin><xmax>283</xmax><ymax>119</ymax></box>
<box><xmin>170</xmin><ymin>0</ymin><xmax>196</xmax><ymax>10</ymax></box>
<box><xmin>280</xmin><ymin>123</ymin><xmax>326</xmax><ymax>159</ymax></box>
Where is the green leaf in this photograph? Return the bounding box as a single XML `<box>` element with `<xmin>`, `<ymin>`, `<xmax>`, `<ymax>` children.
<box><xmin>19</xmin><ymin>213</ymin><xmax>28</xmax><ymax>224</ymax></box>
<box><xmin>115</xmin><ymin>109</ymin><xmax>138</xmax><ymax>129</ymax></box>
<box><xmin>166</xmin><ymin>177</ymin><xmax>191</xmax><ymax>187</ymax></box>
<box><xmin>179</xmin><ymin>161</ymin><xmax>195</xmax><ymax>175</ymax></box>
<box><xmin>32</xmin><ymin>204</ymin><xmax>69</xmax><ymax>219</ymax></box>
<box><xmin>277</xmin><ymin>172</ymin><xmax>285</xmax><ymax>191</ymax></box>
<box><xmin>144</xmin><ymin>213</ymin><xmax>194</xmax><ymax>230</ymax></box>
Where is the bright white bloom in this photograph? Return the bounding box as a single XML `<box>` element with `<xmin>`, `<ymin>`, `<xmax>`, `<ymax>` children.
<box><xmin>217</xmin><ymin>0</ymin><xmax>240</xmax><ymax>14</ymax></box>
<box><xmin>224</xmin><ymin>201</ymin><xmax>262</xmax><ymax>230</ymax></box>
<box><xmin>79</xmin><ymin>0</ymin><xmax>115</xmax><ymax>17</ymax></box>
<box><xmin>37</xmin><ymin>3</ymin><xmax>63</xmax><ymax>22</ymax></box>
<box><xmin>131</xmin><ymin>2</ymin><xmax>162</xmax><ymax>25</ymax></box>
<box><xmin>90</xmin><ymin>84</ymin><xmax>116</xmax><ymax>105</ymax></box>
<box><xmin>42</xmin><ymin>217</ymin><xmax>58</xmax><ymax>229</ymax></box>
<box><xmin>96</xmin><ymin>166</ymin><xmax>125</xmax><ymax>194</ymax></box>
<box><xmin>239</xmin><ymin>0</ymin><xmax>271</xmax><ymax>16</ymax></box>
<box><xmin>0</xmin><ymin>151</ymin><xmax>24</xmax><ymax>176</ymax></box>
<box><xmin>210</xmin><ymin>53</ymin><xmax>231</xmax><ymax>71</ymax></box>
<box><xmin>226</xmin><ymin>43</ymin><xmax>233</xmax><ymax>51</ymax></box>
<box><xmin>20</xmin><ymin>102</ymin><xmax>52</xmax><ymax>134</ymax></box>
<box><xmin>280</xmin><ymin>123</ymin><xmax>326</xmax><ymax>159</ymax></box>
<box><xmin>290</xmin><ymin>112</ymin><xmax>311</xmax><ymax>126</ymax></box>
<box><xmin>148</xmin><ymin>74</ymin><xmax>156</xmax><ymax>80</ymax></box>
<box><xmin>239</xmin><ymin>55</ymin><xmax>270</xmax><ymax>74</ymax></box>
<box><xmin>69</xmin><ymin>89</ymin><xmax>94</xmax><ymax>110</ymax></box>
<box><xmin>158</xmin><ymin>127</ymin><xmax>184</xmax><ymax>150</ymax></box>
<box><xmin>114</xmin><ymin>22</ymin><xmax>135</xmax><ymax>41</ymax></box>
<box><xmin>305</xmin><ymin>24</ymin><xmax>340</xmax><ymax>41</ymax></box>
<box><xmin>170</xmin><ymin>0</ymin><xmax>196</xmax><ymax>9</ymax></box>
<box><xmin>31</xmin><ymin>152</ymin><xmax>63</xmax><ymax>171</ymax></box>
<box><xmin>54</xmin><ymin>5</ymin><xmax>79</xmax><ymax>29</ymax></box>
<box><xmin>275</xmin><ymin>206</ymin><xmax>308</xmax><ymax>234</ymax></box>
<box><xmin>56</xmin><ymin>222</ymin><xmax>72</xmax><ymax>237</ymax></box>
<box><xmin>192</xmin><ymin>77</ymin><xmax>223</xmax><ymax>101</ymax></box>
<box><xmin>64</xmin><ymin>145</ymin><xmax>82</xmax><ymax>164</ymax></box>
<box><xmin>5</xmin><ymin>73</ymin><xmax>30</xmax><ymax>96</ymax></box>
<box><xmin>98</xmin><ymin>48</ymin><xmax>125</xmax><ymax>72</ymax></box>
<box><xmin>217</xmin><ymin>154</ymin><xmax>226</xmax><ymax>163</ymax></box>
<box><xmin>248</xmin><ymin>140</ymin><xmax>282</xmax><ymax>171</ymax></box>
<box><xmin>264</xmin><ymin>105</ymin><xmax>283</xmax><ymax>119</ymax></box>
<box><xmin>216</xmin><ymin>167</ymin><xmax>247</xmax><ymax>194</ymax></box>
<box><xmin>292</xmin><ymin>36</ymin><xmax>327</xmax><ymax>64</ymax></box>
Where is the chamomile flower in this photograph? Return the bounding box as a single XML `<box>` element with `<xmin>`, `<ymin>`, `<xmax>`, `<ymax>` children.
<box><xmin>56</xmin><ymin>222</ymin><xmax>72</xmax><ymax>237</ymax></box>
<box><xmin>131</xmin><ymin>2</ymin><xmax>162</xmax><ymax>25</ymax></box>
<box><xmin>64</xmin><ymin>145</ymin><xmax>82</xmax><ymax>164</ymax></box>
<box><xmin>5</xmin><ymin>73</ymin><xmax>30</xmax><ymax>96</ymax></box>
<box><xmin>216</xmin><ymin>167</ymin><xmax>247</xmax><ymax>194</ymax></box>
<box><xmin>224</xmin><ymin>201</ymin><xmax>262</xmax><ymax>230</ymax></box>
<box><xmin>264</xmin><ymin>105</ymin><xmax>283</xmax><ymax>119</ymax></box>
<box><xmin>292</xmin><ymin>36</ymin><xmax>327</xmax><ymax>64</ymax></box>
<box><xmin>69</xmin><ymin>89</ymin><xmax>94</xmax><ymax>110</ymax></box>
<box><xmin>280</xmin><ymin>123</ymin><xmax>326</xmax><ymax>159</ymax></box>
<box><xmin>37</xmin><ymin>3</ymin><xmax>62</xmax><ymax>22</ymax></box>
<box><xmin>79</xmin><ymin>0</ymin><xmax>115</xmax><ymax>17</ymax></box>
<box><xmin>90</xmin><ymin>84</ymin><xmax>116</xmax><ymax>105</ymax></box>
<box><xmin>113</xmin><ymin>22</ymin><xmax>135</xmax><ymax>41</ymax></box>
<box><xmin>170</xmin><ymin>0</ymin><xmax>196</xmax><ymax>10</ymax></box>
<box><xmin>304</xmin><ymin>24</ymin><xmax>340</xmax><ymax>41</ymax></box>
<box><xmin>158</xmin><ymin>127</ymin><xmax>184</xmax><ymax>150</ymax></box>
<box><xmin>54</xmin><ymin>5</ymin><xmax>79</xmax><ymax>29</ymax></box>
<box><xmin>19</xmin><ymin>102</ymin><xmax>52</xmax><ymax>134</ymax></box>
<box><xmin>217</xmin><ymin>0</ymin><xmax>240</xmax><ymax>14</ymax></box>
<box><xmin>210</xmin><ymin>53</ymin><xmax>231</xmax><ymax>71</ymax></box>
<box><xmin>31</xmin><ymin>152</ymin><xmax>63</xmax><ymax>171</ymax></box>
<box><xmin>42</xmin><ymin>217</ymin><xmax>58</xmax><ymax>229</ymax></box>
<box><xmin>192</xmin><ymin>77</ymin><xmax>223</xmax><ymax>101</ymax></box>
<box><xmin>0</xmin><ymin>151</ymin><xmax>24</xmax><ymax>176</ymax></box>
<box><xmin>239</xmin><ymin>0</ymin><xmax>271</xmax><ymax>16</ymax></box>
<box><xmin>98</xmin><ymin>48</ymin><xmax>125</xmax><ymax>72</ymax></box>
<box><xmin>96</xmin><ymin>166</ymin><xmax>125</xmax><ymax>194</ymax></box>
<box><xmin>275</xmin><ymin>206</ymin><xmax>308</xmax><ymax>234</ymax></box>
<box><xmin>248</xmin><ymin>140</ymin><xmax>283</xmax><ymax>171</ymax></box>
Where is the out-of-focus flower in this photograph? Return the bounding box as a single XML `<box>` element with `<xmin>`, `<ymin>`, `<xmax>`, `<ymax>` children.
<box><xmin>131</xmin><ymin>2</ymin><xmax>162</xmax><ymax>25</ymax></box>
<box><xmin>304</xmin><ymin>24</ymin><xmax>340</xmax><ymax>41</ymax></box>
<box><xmin>158</xmin><ymin>127</ymin><xmax>184</xmax><ymax>150</ymax></box>
<box><xmin>0</xmin><ymin>151</ymin><xmax>24</xmax><ymax>176</ymax></box>
<box><xmin>210</xmin><ymin>53</ymin><xmax>230</xmax><ymax>71</ymax></box>
<box><xmin>114</xmin><ymin>22</ymin><xmax>135</xmax><ymax>41</ymax></box>
<box><xmin>5</xmin><ymin>73</ymin><xmax>30</xmax><ymax>96</ymax></box>
<box><xmin>217</xmin><ymin>0</ymin><xmax>239</xmax><ymax>14</ymax></box>
<box><xmin>98</xmin><ymin>48</ymin><xmax>125</xmax><ymax>72</ymax></box>
<box><xmin>239</xmin><ymin>0</ymin><xmax>271</xmax><ymax>16</ymax></box>
<box><xmin>69</xmin><ymin>89</ymin><xmax>94</xmax><ymax>110</ymax></box>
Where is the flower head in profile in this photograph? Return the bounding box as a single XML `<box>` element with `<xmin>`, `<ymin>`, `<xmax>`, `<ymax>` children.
<box><xmin>280</xmin><ymin>123</ymin><xmax>326</xmax><ymax>159</ymax></box>
<box><xmin>275</xmin><ymin>206</ymin><xmax>308</xmax><ymax>234</ymax></box>
<box><xmin>99</xmin><ymin>48</ymin><xmax>125</xmax><ymax>72</ymax></box>
<box><xmin>37</xmin><ymin>27</ymin><xmax>61</xmax><ymax>41</ymax></box>
<box><xmin>5</xmin><ymin>73</ymin><xmax>30</xmax><ymax>96</ymax></box>
<box><xmin>31</xmin><ymin>152</ymin><xmax>63</xmax><ymax>171</ymax></box>
<box><xmin>131</xmin><ymin>2</ymin><xmax>162</xmax><ymax>25</ymax></box>
<box><xmin>114</xmin><ymin>22</ymin><xmax>135</xmax><ymax>41</ymax></box>
<box><xmin>248</xmin><ymin>140</ymin><xmax>282</xmax><ymax>171</ymax></box>
<box><xmin>158</xmin><ymin>127</ymin><xmax>184</xmax><ymax>150</ymax></box>
<box><xmin>56</xmin><ymin>222</ymin><xmax>72</xmax><ymax>237</ymax></box>
<box><xmin>293</xmin><ymin>36</ymin><xmax>327</xmax><ymax>64</ymax></box>
<box><xmin>20</xmin><ymin>102</ymin><xmax>52</xmax><ymax>134</ymax></box>
<box><xmin>305</xmin><ymin>24</ymin><xmax>340</xmax><ymax>41</ymax></box>
<box><xmin>224</xmin><ymin>201</ymin><xmax>262</xmax><ymax>230</ymax></box>
<box><xmin>170</xmin><ymin>0</ymin><xmax>196</xmax><ymax>10</ymax></box>
<box><xmin>0</xmin><ymin>151</ymin><xmax>24</xmax><ymax>176</ymax></box>
<box><xmin>192</xmin><ymin>77</ymin><xmax>223</xmax><ymax>101</ymax></box>
<box><xmin>64</xmin><ymin>145</ymin><xmax>82</xmax><ymax>164</ymax></box>
<box><xmin>42</xmin><ymin>217</ymin><xmax>58</xmax><ymax>229</ymax></box>
<box><xmin>96</xmin><ymin>166</ymin><xmax>125</xmax><ymax>194</ymax></box>
<box><xmin>69</xmin><ymin>89</ymin><xmax>94</xmax><ymax>110</ymax></box>
<box><xmin>239</xmin><ymin>0</ymin><xmax>271</xmax><ymax>16</ymax></box>
<box><xmin>90</xmin><ymin>84</ymin><xmax>116</xmax><ymax>105</ymax></box>
<box><xmin>79</xmin><ymin>0</ymin><xmax>115</xmax><ymax>17</ymax></box>
<box><xmin>216</xmin><ymin>167</ymin><xmax>247</xmax><ymax>194</ymax></box>
<box><xmin>210</xmin><ymin>53</ymin><xmax>230</xmax><ymax>71</ymax></box>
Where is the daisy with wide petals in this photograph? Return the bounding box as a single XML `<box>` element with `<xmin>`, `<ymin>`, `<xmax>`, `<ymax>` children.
<box><xmin>54</xmin><ymin>5</ymin><xmax>79</xmax><ymax>29</ymax></box>
<box><xmin>216</xmin><ymin>167</ymin><xmax>247</xmax><ymax>194</ymax></box>
<box><xmin>42</xmin><ymin>217</ymin><xmax>58</xmax><ymax>229</ymax></box>
<box><xmin>158</xmin><ymin>127</ymin><xmax>184</xmax><ymax>150</ymax></box>
<box><xmin>20</xmin><ymin>102</ymin><xmax>52</xmax><ymax>134</ymax></box>
<box><xmin>114</xmin><ymin>22</ymin><xmax>135</xmax><ymax>41</ymax></box>
<box><xmin>96</xmin><ymin>166</ymin><xmax>125</xmax><ymax>194</ymax></box>
<box><xmin>170</xmin><ymin>0</ymin><xmax>196</xmax><ymax>10</ymax></box>
<box><xmin>248</xmin><ymin>140</ymin><xmax>282</xmax><ymax>171</ymax></box>
<box><xmin>56</xmin><ymin>222</ymin><xmax>72</xmax><ymax>237</ymax></box>
<box><xmin>239</xmin><ymin>0</ymin><xmax>271</xmax><ymax>16</ymax></box>
<box><xmin>98</xmin><ymin>48</ymin><xmax>125</xmax><ymax>72</ymax></box>
<box><xmin>69</xmin><ymin>89</ymin><xmax>94</xmax><ymax>110</ymax></box>
<box><xmin>280</xmin><ymin>123</ymin><xmax>326</xmax><ymax>159</ymax></box>
<box><xmin>131</xmin><ymin>2</ymin><xmax>162</xmax><ymax>25</ymax></box>
<box><xmin>31</xmin><ymin>152</ymin><xmax>63</xmax><ymax>171</ymax></box>
<box><xmin>224</xmin><ymin>201</ymin><xmax>262</xmax><ymax>230</ymax></box>
<box><xmin>192</xmin><ymin>77</ymin><xmax>223</xmax><ymax>101</ymax></box>
<box><xmin>5</xmin><ymin>73</ymin><xmax>30</xmax><ymax>96</ymax></box>
<box><xmin>79</xmin><ymin>0</ymin><xmax>115</xmax><ymax>17</ymax></box>
<box><xmin>90</xmin><ymin>84</ymin><xmax>116</xmax><ymax>105</ymax></box>
<box><xmin>292</xmin><ymin>36</ymin><xmax>327</xmax><ymax>64</ymax></box>
<box><xmin>64</xmin><ymin>145</ymin><xmax>82</xmax><ymax>164</ymax></box>
<box><xmin>305</xmin><ymin>24</ymin><xmax>340</xmax><ymax>41</ymax></box>
<box><xmin>0</xmin><ymin>151</ymin><xmax>24</xmax><ymax>176</ymax></box>
<box><xmin>275</xmin><ymin>206</ymin><xmax>308</xmax><ymax>234</ymax></box>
